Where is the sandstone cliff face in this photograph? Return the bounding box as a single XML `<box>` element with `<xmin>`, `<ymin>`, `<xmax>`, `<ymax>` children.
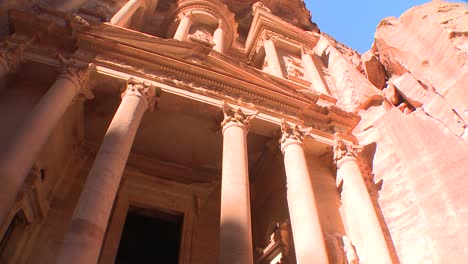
<box><xmin>351</xmin><ymin>1</ymin><xmax>468</xmax><ymax>263</ymax></box>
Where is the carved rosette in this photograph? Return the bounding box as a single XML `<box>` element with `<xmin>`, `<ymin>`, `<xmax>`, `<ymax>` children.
<box><xmin>122</xmin><ymin>78</ymin><xmax>160</xmax><ymax>112</ymax></box>
<box><xmin>58</xmin><ymin>54</ymin><xmax>95</xmax><ymax>99</ymax></box>
<box><xmin>221</xmin><ymin>103</ymin><xmax>257</xmax><ymax>133</ymax></box>
<box><xmin>280</xmin><ymin>120</ymin><xmax>311</xmax><ymax>152</ymax></box>
<box><xmin>333</xmin><ymin>136</ymin><xmax>358</xmax><ymax>168</ymax></box>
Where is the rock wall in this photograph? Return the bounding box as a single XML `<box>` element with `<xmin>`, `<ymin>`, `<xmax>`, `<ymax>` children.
<box><xmin>350</xmin><ymin>1</ymin><xmax>468</xmax><ymax>263</ymax></box>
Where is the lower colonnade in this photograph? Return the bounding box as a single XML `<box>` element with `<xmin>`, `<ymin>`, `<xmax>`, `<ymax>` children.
<box><xmin>0</xmin><ymin>57</ymin><xmax>392</xmax><ymax>264</ymax></box>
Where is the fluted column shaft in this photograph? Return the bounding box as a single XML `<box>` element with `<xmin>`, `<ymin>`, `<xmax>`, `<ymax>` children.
<box><xmin>219</xmin><ymin>104</ymin><xmax>256</xmax><ymax>264</ymax></box>
<box><xmin>0</xmin><ymin>61</ymin><xmax>94</xmax><ymax>227</ymax></box>
<box><xmin>334</xmin><ymin>137</ymin><xmax>392</xmax><ymax>264</ymax></box>
<box><xmin>174</xmin><ymin>12</ymin><xmax>192</xmax><ymax>41</ymax></box>
<box><xmin>56</xmin><ymin>79</ymin><xmax>158</xmax><ymax>264</ymax></box>
<box><xmin>280</xmin><ymin>121</ymin><xmax>329</xmax><ymax>264</ymax></box>
<box><xmin>110</xmin><ymin>0</ymin><xmax>147</xmax><ymax>27</ymax></box>
<box><xmin>263</xmin><ymin>36</ymin><xmax>284</xmax><ymax>78</ymax></box>
<box><xmin>213</xmin><ymin>19</ymin><xmax>225</xmax><ymax>53</ymax></box>
<box><xmin>301</xmin><ymin>48</ymin><xmax>329</xmax><ymax>95</ymax></box>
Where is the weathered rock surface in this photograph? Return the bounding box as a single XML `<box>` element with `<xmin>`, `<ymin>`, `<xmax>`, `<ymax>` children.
<box><xmin>374</xmin><ymin>1</ymin><xmax>468</xmax><ymax>122</ymax></box>
<box><xmin>361</xmin><ymin>50</ymin><xmax>386</xmax><ymax>89</ymax></box>
<box><xmin>351</xmin><ymin>1</ymin><xmax>468</xmax><ymax>263</ymax></box>
<box><xmin>314</xmin><ymin>34</ymin><xmax>382</xmax><ymax>112</ymax></box>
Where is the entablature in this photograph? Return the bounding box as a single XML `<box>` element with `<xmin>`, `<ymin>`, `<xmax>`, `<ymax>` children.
<box><xmin>7</xmin><ymin>7</ymin><xmax>360</xmax><ymax>139</ymax></box>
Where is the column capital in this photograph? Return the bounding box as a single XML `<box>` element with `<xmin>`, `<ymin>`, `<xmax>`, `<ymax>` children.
<box><xmin>58</xmin><ymin>54</ymin><xmax>95</xmax><ymax>99</ymax></box>
<box><xmin>221</xmin><ymin>103</ymin><xmax>257</xmax><ymax>133</ymax></box>
<box><xmin>0</xmin><ymin>37</ymin><xmax>35</xmax><ymax>73</ymax></box>
<box><xmin>301</xmin><ymin>46</ymin><xmax>314</xmax><ymax>57</ymax></box>
<box><xmin>262</xmin><ymin>31</ymin><xmax>281</xmax><ymax>43</ymax></box>
<box><xmin>177</xmin><ymin>10</ymin><xmax>193</xmax><ymax>21</ymax></box>
<box><xmin>217</xmin><ymin>18</ymin><xmax>227</xmax><ymax>30</ymax></box>
<box><xmin>280</xmin><ymin>120</ymin><xmax>311</xmax><ymax>152</ymax></box>
<box><xmin>333</xmin><ymin>136</ymin><xmax>359</xmax><ymax>168</ymax></box>
<box><xmin>122</xmin><ymin>78</ymin><xmax>161</xmax><ymax>112</ymax></box>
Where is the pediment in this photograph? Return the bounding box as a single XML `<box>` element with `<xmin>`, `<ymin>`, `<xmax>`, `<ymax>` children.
<box><xmin>79</xmin><ymin>24</ymin><xmax>318</xmax><ymax>105</ymax></box>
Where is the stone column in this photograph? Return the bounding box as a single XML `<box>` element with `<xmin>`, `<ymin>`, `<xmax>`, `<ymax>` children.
<box><xmin>173</xmin><ymin>11</ymin><xmax>192</xmax><ymax>41</ymax></box>
<box><xmin>280</xmin><ymin>120</ymin><xmax>329</xmax><ymax>264</ymax></box>
<box><xmin>219</xmin><ymin>103</ymin><xmax>256</xmax><ymax>264</ymax></box>
<box><xmin>333</xmin><ymin>137</ymin><xmax>392</xmax><ymax>264</ymax></box>
<box><xmin>0</xmin><ymin>59</ymin><xmax>94</xmax><ymax>227</ymax></box>
<box><xmin>110</xmin><ymin>0</ymin><xmax>147</xmax><ymax>27</ymax></box>
<box><xmin>263</xmin><ymin>34</ymin><xmax>284</xmax><ymax>78</ymax></box>
<box><xmin>301</xmin><ymin>47</ymin><xmax>329</xmax><ymax>95</ymax></box>
<box><xmin>56</xmin><ymin>79</ymin><xmax>159</xmax><ymax>264</ymax></box>
<box><xmin>213</xmin><ymin>19</ymin><xmax>225</xmax><ymax>53</ymax></box>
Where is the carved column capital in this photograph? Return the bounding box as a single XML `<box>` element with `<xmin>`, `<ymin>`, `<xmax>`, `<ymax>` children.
<box><xmin>301</xmin><ymin>46</ymin><xmax>312</xmax><ymax>56</ymax></box>
<box><xmin>122</xmin><ymin>78</ymin><xmax>161</xmax><ymax>112</ymax></box>
<box><xmin>262</xmin><ymin>31</ymin><xmax>280</xmax><ymax>43</ymax></box>
<box><xmin>280</xmin><ymin>120</ymin><xmax>311</xmax><ymax>152</ymax></box>
<box><xmin>58</xmin><ymin>54</ymin><xmax>95</xmax><ymax>99</ymax></box>
<box><xmin>333</xmin><ymin>136</ymin><xmax>359</xmax><ymax>168</ymax></box>
<box><xmin>221</xmin><ymin>103</ymin><xmax>257</xmax><ymax>133</ymax></box>
<box><xmin>217</xmin><ymin>18</ymin><xmax>227</xmax><ymax>30</ymax></box>
<box><xmin>177</xmin><ymin>10</ymin><xmax>193</xmax><ymax>21</ymax></box>
<box><xmin>0</xmin><ymin>37</ymin><xmax>36</xmax><ymax>73</ymax></box>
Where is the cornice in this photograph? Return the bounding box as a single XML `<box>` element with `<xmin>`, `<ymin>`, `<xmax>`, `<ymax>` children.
<box><xmin>75</xmin><ymin>32</ymin><xmax>314</xmax><ymax>109</ymax></box>
<box><xmin>87</xmin><ymin>52</ymin><xmax>357</xmax><ymax>134</ymax></box>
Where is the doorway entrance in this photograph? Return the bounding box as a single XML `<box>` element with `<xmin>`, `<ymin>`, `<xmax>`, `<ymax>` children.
<box><xmin>115</xmin><ymin>207</ymin><xmax>183</xmax><ymax>264</ymax></box>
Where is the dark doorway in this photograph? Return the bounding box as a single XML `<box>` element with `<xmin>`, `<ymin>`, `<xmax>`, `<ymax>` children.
<box><xmin>115</xmin><ymin>207</ymin><xmax>183</xmax><ymax>264</ymax></box>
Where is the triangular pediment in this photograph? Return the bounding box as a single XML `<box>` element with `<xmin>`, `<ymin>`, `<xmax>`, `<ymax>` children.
<box><xmin>80</xmin><ymin>23</ymin><xmax>318</xmax><ymax>105</ymax></box>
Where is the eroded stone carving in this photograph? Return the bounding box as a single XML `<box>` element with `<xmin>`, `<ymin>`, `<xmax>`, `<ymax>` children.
<box><xmin>58</xmin><ymin>54</ymin><xmax>96</xmax><ymax>99</ymax></box>
<box><xmin>79</xmin><ymin>0</ymin><xmax>121</xmax><ymax>21</ymax></box>
<box><xmin>221</xmin><ymin>103</ymin><xmax>257</xmax><ymax>131</ymax></box>
<box><xmin>280</xmin><ymin>119</ymin><xmax>310</xmax><ymax>144</ymax></box>
<box><xmin>122</xmin><ymin>78</ymin><xmax>160</xmax><ymax>111</ymax></box>
<box><xmin>333</xmin><ymin>136</ymin><xmax>358</xmax><ymax>167</ymax></box>
<box><xmin>284</xmin><ymin>56</ymin><xmax>304</xmax><ymax>78</ymax></box>
<box><xmin>0</xmin><ymin>37</ymin><xmax>35</xmax><ymax>73</ymax></box>
<box><xmin>253</xmin><ymin>2</ymin><xmax>272</xmax><ymax>13</ymax></box>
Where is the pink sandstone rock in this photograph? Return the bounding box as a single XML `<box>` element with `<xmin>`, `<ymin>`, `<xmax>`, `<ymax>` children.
<box><xmin>374</xmin><ymin>1</ymin><xmax>468</xmax><ymax>122</ymax></box>
<box><xmin>391</xmin><ymin>72</ymin><xmax>466</xmax><ymax>138</ymax></box>
<box><xmin>352</xmin><ymin>2</ymin><xmax>468</xmax><ymax>263</ymax></box>
<box><xmin>361</xmin><ymin>50</ymin><xmax>386</xmax><ymax>89</ymax></box>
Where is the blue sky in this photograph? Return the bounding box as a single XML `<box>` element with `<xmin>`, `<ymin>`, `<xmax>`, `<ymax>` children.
<box><xmin>303</xmin><ymin>0</ymin><xmax>461</xmax><ymax>53</ymax></box>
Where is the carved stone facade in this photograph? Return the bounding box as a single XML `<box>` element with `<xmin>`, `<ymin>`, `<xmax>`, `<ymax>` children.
<box><xmin>0</xmin><ymin>0</ymin><xmax>466</xmax><ymax>263</ymax></box>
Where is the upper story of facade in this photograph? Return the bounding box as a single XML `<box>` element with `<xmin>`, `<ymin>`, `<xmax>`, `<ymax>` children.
<box><xmin>0</xmin><ymin>0</ymin><xmax>388</xmax><ymax>142</ymax></box>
